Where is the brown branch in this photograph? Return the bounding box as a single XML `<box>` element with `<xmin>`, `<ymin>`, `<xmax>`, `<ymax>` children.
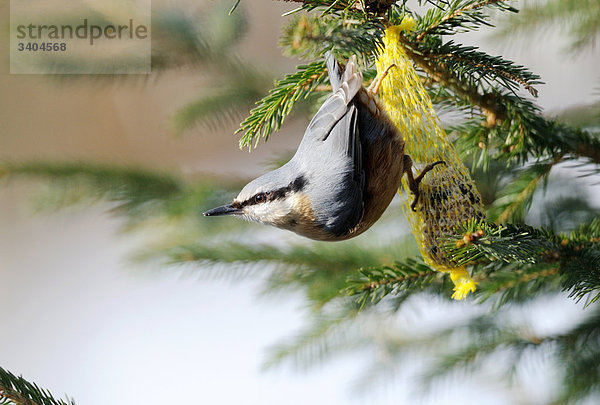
<box><xmin>399</xmin><ymin>36</ymin><xmax>507</xmax><ymax>126</ymax></box>
<box><xmin>575</xmin><ymin>142</ymin><xmax>600</xmax><ymax>164</ymax></box>
<box><xmin>0</xmin><ymin>384</ymin><xmax>39</xmax><ymax>405</ymax></box>
<box><xmin>408</xmin><ymin>47</ymin><xmax>600</xmax><ymax>164</ymax></box>
<box><xmin>427</xmin><ymin>51</ymin><xmax>539</xmax><ymax>97</ymax></box>
<box><xmin>314</xmin><ymin>84</ymin><xmax>333</xmax><ymax>91</ymax></box>
<box><xmin>476</xmin><ymin>267</ymin><xmax>560</xmax><ymax>294</ymax></box>
<box><xmin>301</xmin><ymin>71</ymin><xmax>327</xmax><ymax>91</ymax></box>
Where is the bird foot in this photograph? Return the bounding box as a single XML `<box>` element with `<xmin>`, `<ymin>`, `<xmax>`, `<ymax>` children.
<box><xmin>404</xmin><ymin>155</ymin><xmax>446</xmax><ymax>212</ymax></box>
<box><xmin>367</xmin><ymin>63</ymin><xmax>396</xmax><ymax>96</ymax></box>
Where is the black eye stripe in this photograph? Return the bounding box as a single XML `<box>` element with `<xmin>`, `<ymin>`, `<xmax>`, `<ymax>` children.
<box><xmin>239</xmin><ymin>175</ymin><xmax>308</xmax><ymax>207</ymax></box>
<box><xmin>291</xmin><ymin>175</ymin><xmax>307</xmax><ymax>193</ymax></box>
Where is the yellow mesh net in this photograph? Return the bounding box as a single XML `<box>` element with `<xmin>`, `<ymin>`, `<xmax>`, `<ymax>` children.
<box><xmin>375</xmin><ymin>22</ymin><xmax>486</xmax><ymax>300</ymax></box>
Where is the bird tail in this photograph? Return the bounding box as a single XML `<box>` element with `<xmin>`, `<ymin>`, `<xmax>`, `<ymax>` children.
<box><xmin>305</xmin><ymin>54</ymin><xmax>362</xmax><ymax>141</ymax></box>
<box><xmin>325</xmin><ymin>52</ymin><xmax>362</xmax><ymax>97</ymax></box>
<box><xmin>325</xmin><ymin>51</ymin><xmax>342</xmax><ymax>92</ymax></box>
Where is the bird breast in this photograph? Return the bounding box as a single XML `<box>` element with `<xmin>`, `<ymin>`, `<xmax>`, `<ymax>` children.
<box><xmin>277</xmin><ymin>192</ymin><xmax>333</xmax><ymax>241</ymax></box>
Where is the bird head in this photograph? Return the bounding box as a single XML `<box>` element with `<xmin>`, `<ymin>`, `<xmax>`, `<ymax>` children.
<box><xmin>204</xmin><ymin>167</ymin><xmax>310</xmax><ymax>229</ymax></box>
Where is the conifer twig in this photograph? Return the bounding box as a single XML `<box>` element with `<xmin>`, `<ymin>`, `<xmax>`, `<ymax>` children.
<box><xmin>237</xmin><ymin>61</ymin><xmax>327</xmax><ymax>149</ymax></box>
<box><xmin>431</xmin><ymin>51</ymin><xmax>539</xmax><ymax>97</ymax></box>
<box><xmin>0</xmin><ymin>367</ymin><xmax>74</xmax><ymax>405</ymax></box>
<box><xmin>345</xmin><ymin>260</ymin><xmax>441</xmax><ymax>308</ymax></box>
<box><xmin>417</xmin><ymin>0</ymin><xmax>512</xmax><ymax>41</ymax></box>
<box><xmin>402</xmin><ymin>41</ymin><xmax>508</xmax><ymax>124</ymax></box>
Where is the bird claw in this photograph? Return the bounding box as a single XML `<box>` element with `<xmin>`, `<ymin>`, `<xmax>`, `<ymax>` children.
<box><xmin>405</xmin><ymin>156</ymin><xmax>446</xmax><ymax>212</ymax></box>
<box><xmin>367</xmin><ymin>63</ymin><xmax>396</xmax><ymax>96</ymax></box>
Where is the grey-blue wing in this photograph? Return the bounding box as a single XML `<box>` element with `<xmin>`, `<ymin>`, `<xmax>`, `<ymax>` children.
<box><xmin>295</xmin><ymin>55</ymin><xmax>366</xmax><ymax>236</ymax></box>
<box><xmin>304</xmin><ymin>55</ymin><xmax>362</xmax><ymax>146</ymax></box>
<box><xmin>312</xmin><ymin>103</ymin><xmax>364</xmax><ymax>237</ymax></box>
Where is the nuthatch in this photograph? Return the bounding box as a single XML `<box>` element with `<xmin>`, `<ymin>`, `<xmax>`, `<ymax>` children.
<box><xmin>204</xmin><ymin>53</ymin><xmax>444</xmax><ymax>241</ymax></box>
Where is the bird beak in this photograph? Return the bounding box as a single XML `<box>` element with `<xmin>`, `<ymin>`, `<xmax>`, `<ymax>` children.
<box><xmin>203</xmin><ymin>203</ymin><xmax>241</xmax><ymax>217</ymax></box>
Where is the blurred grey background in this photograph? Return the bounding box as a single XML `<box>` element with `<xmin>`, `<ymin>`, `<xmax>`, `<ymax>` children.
<box><xmin>1</xmin><ymin>0</ymin><xmax>599</xmax><ymax>404</ymax></box>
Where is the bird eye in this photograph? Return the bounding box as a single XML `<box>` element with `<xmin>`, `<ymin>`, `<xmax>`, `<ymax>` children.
<box><xmin>254</xmin><ymin>193</ymin><xmax>266</xmax><ymax>204</ymax></box>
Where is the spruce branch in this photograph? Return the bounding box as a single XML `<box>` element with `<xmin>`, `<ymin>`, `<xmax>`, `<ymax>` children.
<box><xmin>556</xmin><ymin>307</ymin><xmax>600</xmax><ymax>402</ymax></box>
<box><xmin>0</xmin><ymin>367</ymin><xmax>75</xmax><ymax>405</ymax></box>
<box><xmin>345</xmin><ymin>259</ymin><xmax>440</xmax><ymax>309</ymax></box>
<box><xmin>228</xmin><ymin>0</ymin><xmax>241</xmax><ymax>15</ymax></box>
<box><xmin>280</xmin><ymin>15</ymin><xmax>383</xmax><ymax>61</ymax></box>
<box><xmin>279</xmin><ymin>0</ymin><xmax>396</xmax><ymax>15</ymax></box>
<box><xmin>560</xmin><ymin>219</ymin><xmax>600</xmax><ymax>305</ymax></box>
<box><xmin>493</xmin><ymin>0</ymin><xmax>600</xmax><ymax>53</ymax></box>
<box><xmin>400</xmin><ymin>35</ymin><xmax>537</xmax><ymax>122</ymax></box>
<box><xmin>430</xmin><ymin>80</ymin><xmax>600</xmax><ymax>166</ymax></box>
<box><xmin>489</xmin><ymin>161</ymin><xmax>555</xmax><ymax>224</ymax></box>
<box><xmin>173</xmin><ymin>84</ymin><xmax>263</xmax><ymax>135</ymax></box>
<box><xmin>562</xmin><ymin>247</ymin><xmax>600</xmax><ymax>305</ymax></box>
<box><xmin>416</xmin><ymin>0</ymin><xmax>517</xmax><ymax>41</ymax></box>
<box><xmin>442</xmin><ymin>220</ymin><xmax>600</xmax><ymax>304</ymax></box>
<box><xmin>152</xmin><ymin>4</ymin><xmax>247</xmax><ymax>72</ymax></box>
<box><xmin>280</xmin><ymin>0</ymin><xmax>361</xmax><ymax>14</ymax></box>
<box><xmin>237</xmin><ymin>61</ymin><xmax>328</xmax><ymax>149</ymax></box>
<box><xmin>165</xmin><ymin>240</ymin><xmax>387</xmax><ymax>271</ymax></box>
<box><xmin>0</xmin><ymin>162</ymin><xmax>180</xmax><ymax>192</ymax></box>
<box><xmin>402</xmin><ymin>14</ymin><xmax>600</xmax><ymax>166</ymax></box>
<box><xmin>397</xmin><ymin>29</ymin><xmax>599</xmax><ymax>165</ymax></box>
<box><xmin>263</xmin><ymin>308</ymin><xmax>362</xmax><ymax>371</ymax></box>
<box><xmin>401</xmin><ymin>40</ymin><xmax>510</xmax><ymax>126</ymax></box>
<box><xmin>442</xmin><ymin>221</ymin><xmax>557</xmax><ymax>266</ymax></box>
<box><xmin>161</xmin><ymin>239</ymin><xmax>410</xmax><ymax>306</ymax></box>
<box><xmin>415</xmin><ymin>41</ymin><xmax>542</xmax><ymax>97</ymax></box>
<box><xmin>475</xmin><ymin>263</ymin><xmax>562</xmax><ymax>306</ymax></box>
<box><xmin>0</xmin><ymin>162</ymin><xmax>183</xmax><ymax>211</ymax></box>
<box><xmin>0</xmin><ymin>161</ymin><xmax>235</xmax><ymax>228</ymax></box>
<box><xmin>427</xmin><ymin>331</ymin><xmax>527</xmax><ymax>379</ymax></box>
<box><xmin>426</xmin><ymin>306</ymin><xmax>600</xmax><ymax>402</ymax></box>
